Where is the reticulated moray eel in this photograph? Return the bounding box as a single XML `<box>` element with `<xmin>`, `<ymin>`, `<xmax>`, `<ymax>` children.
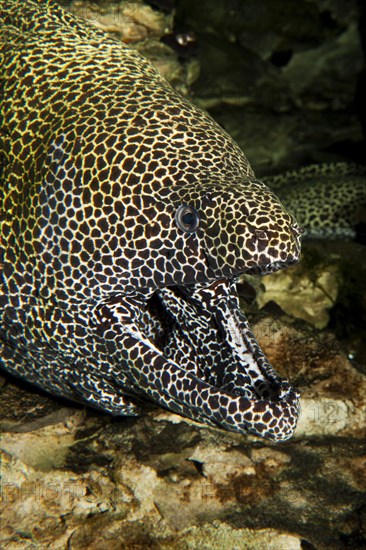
<box><xmin>1</xmin><ymin>0</ymin><xmax>303</xmax><ymax>442</ymax></box>
<box><xmin>263</xmin><ymin>163</ymin><xmax>366</xmax><ymax>240</ymax></box>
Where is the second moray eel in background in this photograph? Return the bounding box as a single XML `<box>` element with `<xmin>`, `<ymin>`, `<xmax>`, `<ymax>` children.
<box><xmin>264</xmin><ymin>163</ymin><xmax>366</xmax><ymax>240</ymax></box>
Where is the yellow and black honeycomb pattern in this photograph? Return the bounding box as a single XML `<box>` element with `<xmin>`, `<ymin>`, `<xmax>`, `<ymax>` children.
<box><xmin>266</xmin><ymin>163</ymin><xmax>366</xmax><ymax>240</ymax></box>
<box><xmin>1</xmin><ymin>0</ymin><xmax>302</xmax><ymax>441</ymax></box>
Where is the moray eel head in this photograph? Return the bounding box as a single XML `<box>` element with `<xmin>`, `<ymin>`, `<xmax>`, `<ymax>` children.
<box><xmin>1</xmin><ymin>0</ymin><xmax>302</xmax><ymax>442</ymax></box>
<box><xmin>172</xmin><ymin>180</ymin><xmax>302</xmax><ymax>280</ymax></box>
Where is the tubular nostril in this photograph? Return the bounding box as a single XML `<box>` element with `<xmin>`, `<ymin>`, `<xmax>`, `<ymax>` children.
<box><xmin>254</xmin><ymin>229</ymin><xmax>267</xmax><ymax>239</ymax></box>
<box><xmin>292</xmin><ymin>224</ymin><xmax>305</xmax><ymax>236</ymax></box>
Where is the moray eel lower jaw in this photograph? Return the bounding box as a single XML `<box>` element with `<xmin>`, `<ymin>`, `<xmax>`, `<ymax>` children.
<box><xmin>115</xmin><ymin>275</ymin><xmax>301</xmax><ymax>442</ymax></box>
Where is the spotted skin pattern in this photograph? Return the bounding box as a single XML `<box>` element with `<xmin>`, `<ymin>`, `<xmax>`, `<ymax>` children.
<box><xmin>265</xmin><ymin>163</ymin><xmax>366</xmax><ymax>240</ymax></box>
<box><xmin>1</xmin><ymin>0</ymin><xmax>303</xmax><ymax>441</ymax></box>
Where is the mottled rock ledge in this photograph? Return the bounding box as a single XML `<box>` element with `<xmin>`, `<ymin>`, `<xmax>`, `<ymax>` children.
<box><xmin>1</xmin><ymin>396</ymin><xmax>365</xmax><ymax>549</ymax></box>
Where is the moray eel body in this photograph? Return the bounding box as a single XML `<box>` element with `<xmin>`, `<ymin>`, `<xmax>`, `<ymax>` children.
<box><xmin>265</xmin><ymin>163</ymin><xmax>366</xmax><ymax>240</ymax></box>
<box><xmin>0</xmin><ymin>0</ymin><xmax>302</xmax><ymax>441</ymax></box>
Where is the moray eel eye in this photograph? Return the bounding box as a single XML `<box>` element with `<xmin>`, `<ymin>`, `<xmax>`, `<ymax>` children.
<box><xmin>175</xmin><ymin>205</ymin><xmax>200</xmax><ymax>233</ymax></box>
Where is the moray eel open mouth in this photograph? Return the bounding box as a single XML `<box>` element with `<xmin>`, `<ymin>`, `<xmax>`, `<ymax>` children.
<box><xmin>134</xmin><ymin>278</ymin><xmax>301</xmax><ymax>441</ymax></box>
<box><xmin>1</xmin><ymin>0</ymin><xmax>301</xmax><ymax>443</ymax></box>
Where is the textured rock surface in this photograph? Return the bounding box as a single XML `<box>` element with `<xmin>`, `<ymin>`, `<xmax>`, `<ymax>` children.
<box><xmin>244</xmin><ymin>240</ymin><xmax>366</xmax><ymax>367</ymax></box>
<box><xmin>1</xmin><ymin>408</ymin><xmax>365</xmax><ymax>549</ymax></box>
<box><xmin>246</xmin><ymin>260</ymin><xmax>341</xmax><ymax>329</ymax></box>
<box><xmin>176</xmin><ymin>0</ymin><xmax>365</xmax><ymax>171</ymax></box>
<box><xmin>68</xmin><ymin>0</ymin><xmax>199</xmax><ymax>91</ymax></box>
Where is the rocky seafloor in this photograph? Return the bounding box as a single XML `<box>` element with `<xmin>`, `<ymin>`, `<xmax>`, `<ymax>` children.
<box><xmin>1</xmin><ymin>0</ymin><xmax>366</xmax><ymax>548</ymax></box>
